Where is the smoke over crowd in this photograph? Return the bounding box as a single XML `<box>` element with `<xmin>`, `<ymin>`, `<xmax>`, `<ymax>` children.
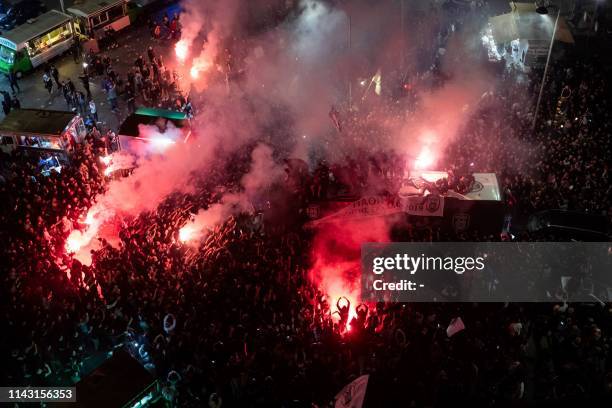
<box><xmin>3</xmin><ymin>0</ymin><xmax>612</xmax><ymax>405</ymax></box>
<box><xmin>66</xmin><ymin>0</ymin><xmax>501</xmax><ymax>305</ymax></box>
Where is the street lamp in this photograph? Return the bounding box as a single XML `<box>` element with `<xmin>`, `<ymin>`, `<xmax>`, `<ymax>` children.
<box><xmin>532</xmin><ymin>2</ymin><xmax>560</xmax><ymax>131</ymax></box>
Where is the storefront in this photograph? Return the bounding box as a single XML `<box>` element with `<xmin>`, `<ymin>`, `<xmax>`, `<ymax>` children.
<box><xmin>0</xmin><ymin>10</ymin><xmax>73</xmax><ymax>76</ymax></box>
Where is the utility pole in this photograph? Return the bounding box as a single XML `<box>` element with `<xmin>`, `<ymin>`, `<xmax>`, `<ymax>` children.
<box><xmin>348</xmin><ymin>13</ymin><xmax>352</xmax><ymax>110</ymax></box>
<box><xmin>400</xmin><ymin>0</ymin><xmax>405</xmax><ymax>69</ymax></box>
<box><xmin>532</xmin><ymin>7</ymin><xmax>560</xmax><ymax>131</ymax></box>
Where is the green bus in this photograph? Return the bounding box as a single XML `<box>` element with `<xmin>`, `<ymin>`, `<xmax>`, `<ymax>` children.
<box><xmin>0</xmin><ymin>10</ymin><xmax>73</xmax><ymax>77</ymax></box>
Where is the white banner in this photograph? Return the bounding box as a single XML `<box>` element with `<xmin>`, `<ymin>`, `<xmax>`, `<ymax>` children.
<box><xmin>404</xmin><ymin>194</ymin><xmax>444</xmax><ymax>217</ymax></box>
<box><xmin>311</xmin><ymin>195</ymin><xmax>444</xmax><ymax>226</ymax></box>
<box><xmin>311</xmin><ymin>196</ymin><xmax>403</xmax><ymax>226</ymax></box>
<box><xmin>335</xmin><ymin>374</ymin><xmax>369</xmax><ymax>408</ymax></box>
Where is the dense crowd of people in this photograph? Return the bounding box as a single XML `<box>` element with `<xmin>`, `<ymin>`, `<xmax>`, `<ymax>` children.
<box><xmin>1</xmin><ymin>2</ymin><xmax>611</xmax><ymax>408</ymax></box>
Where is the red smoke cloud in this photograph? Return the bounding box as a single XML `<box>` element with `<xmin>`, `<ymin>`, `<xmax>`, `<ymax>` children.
<box><xmin>309</xmin><ymin>215</ymin><xmax>391</xmax><ymax>328</ymax></box>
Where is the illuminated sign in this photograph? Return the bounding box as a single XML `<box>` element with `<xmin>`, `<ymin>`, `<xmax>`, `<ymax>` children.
<box><xmin>0</xmin><ymin>38</ymin><xmax>17</xmax><ymax>50</ymax></box>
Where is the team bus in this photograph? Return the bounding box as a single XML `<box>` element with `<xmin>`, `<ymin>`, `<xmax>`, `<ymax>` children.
<box><xmin>0</xmin><ymin>109</ymin><xmax>86</xmax><ymax>170</ymax></box>
<box><xmin>116</xmin><ymin>107</ymin><xmax>191</xmax><ymax>155</ymax></box>
<box><xmin>67</xmin><ymin>0</ymin><xmax>130</xmax><ymax>53</ymax></box>
<box><xmin>0</xmin><ymin>10</ymin><xmax>73</xmax><ymax>77</ymax></box>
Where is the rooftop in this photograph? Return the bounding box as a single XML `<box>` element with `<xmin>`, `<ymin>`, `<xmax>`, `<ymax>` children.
<box><xmin>0</xmin><ymin>10</ymin><xmax>71</xmax><ymax>48</ymax></box>
<box><xmin>67</xmin><ymin>0</ymin><xmax>126</xmax><ymax>18</ymax></box>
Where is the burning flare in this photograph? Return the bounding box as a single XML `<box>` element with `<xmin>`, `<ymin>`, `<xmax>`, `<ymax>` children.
<box><xmin>179</xmin><ymin>224</ymin><xmax>196</xmax><ymax>242</ymax></box>
<box><xmin>175</xmin><ymin>39</ymin><xmax>189</xmax><ymax>62</ymax></box>
<box><xmin>190</xmin><ymin>66</ymin><xmax>199</xmax><ymax>79</ymax></box>
<box><xmin>64</xmin><ymin>204</ymin><xmax>109</xmax><ymax>255</ymax></box>
<box><xmin>415</xmin><ymin>146</ymin><xmax>435</xmax><ymax>170</ymax></box>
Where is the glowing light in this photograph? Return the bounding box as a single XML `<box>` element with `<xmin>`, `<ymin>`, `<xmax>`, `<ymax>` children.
<box><xmin>100</xmin><ymin>155</ymin><xmax>112</xmax><ymax>165</ymax></box>
<box><xmin>65</xmin><ymin>232</ymin><xmax>85</xmax><ymax>253</ymax></box>
<box><xmin>179</xmin><ymin>225</ymin><xmax>195</xmax><ymax>242</ymax></box>
<box><xmin>415</xmin><ymin>146</ymin><xmax>435</xmax><ymax>169</ymax></box>
<box><xmin>64</xmin><ymin>207</ymin><xmax>105</xmax><ymax>256</ymax></box>
<box><xmin>190</xmin><ymin>66</ymin><xmax>199</xmax><ymax>79</ymax></box>
<box><xmin>84</xmin><ymin>212</ymin><xmax>95</xmax><ymax>225</ymax></box>
<box><xmin>175</xmin><ymin>40</ymin><xmax>189</xmax><ymax>61</ymax></box>
<box><xmin>150</xmin><ymin>137</ymin><xmax>176</xmax><ymax>151</ymax></box>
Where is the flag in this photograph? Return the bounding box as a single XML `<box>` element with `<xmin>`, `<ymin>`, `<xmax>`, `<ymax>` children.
<box><xmin>335</xmin><ymin>375</ymin><xmax>369</xmax><ymax>408</ymax></box>
<box><xmin>329</xmin><ymin>105</ymin><xmax>342</xmax><ymax>132</ymax></box>
<box><xmin>446</xmin><ymin>317</ymin><xmax>465</xmax><ymax>338</ymax></box>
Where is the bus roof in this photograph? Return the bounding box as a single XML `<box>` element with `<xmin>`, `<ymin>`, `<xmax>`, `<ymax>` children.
<box><xmin>0</xmin><ymin>109</ymin><xmax>77</xmax><ymax>136</ymax></box>
<box><xmin>119</xmin><ymin>109</ymin><xmax>188</xmax><ymax>137</ymax></box>
<box><xmin>0</xmin><ymin>10</ymin><xmax>72</xmax><ymax>50</ymax></box>
<box><xmin>135</xmin><ymin>107</ymin><xmax>187</xmax><ymax>120</ymax></box>
<box><xmin>67</xmin><ymin>0</ymin><xmax>126</xmax><ymax>18</ymax></box>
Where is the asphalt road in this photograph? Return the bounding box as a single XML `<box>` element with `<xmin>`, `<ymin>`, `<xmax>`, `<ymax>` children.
<box><xmin>0</xmin><ymin>22</ymin><xmax>176</xmax><ymax>132</ymax></box>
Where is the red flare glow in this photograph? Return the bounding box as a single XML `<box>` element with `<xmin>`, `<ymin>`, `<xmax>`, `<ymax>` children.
<box><xmin>100</xmin><ymin>155</ymin><xmax>112</xmax><ymax>165</ymax></box>
<box><xmin>190</xmin><ymin>66</ymin><xmax>199</xmax><ymax>79</ymax></box>
<box><xmin>175</xmin><ymin>40</ymin><xmax>189</xmax><ymax>62</ymax></box>
<box><xmin>179</xmin><ymin>224</ymin><xmax>196</xmax><ymax>242</ymax></box>
<box><xmin>415</xmin><ymin>146</ymin><xmax>435</xmax><ymax>170</ymax></box>
<box><xmin>65</xmin><ymin>231</ymin><xmax>86</xmax><ymax>254</ymax></box>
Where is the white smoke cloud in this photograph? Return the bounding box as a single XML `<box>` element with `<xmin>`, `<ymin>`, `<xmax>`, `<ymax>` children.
<box><xmin>69</xmin><ymin>0</ymin><xmax>500</xmax><ymax>259</ymax></box>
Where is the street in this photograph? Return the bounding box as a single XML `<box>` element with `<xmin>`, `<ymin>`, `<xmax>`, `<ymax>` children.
<box><xmin>0</xmin><ymin>20</ymin><xmax>175</xmax><ymax>132</ymax></box>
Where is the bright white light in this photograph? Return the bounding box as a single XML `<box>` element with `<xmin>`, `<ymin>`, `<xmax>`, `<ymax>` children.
<box><xmin>179</xmin><ymin>225</ymin><xmax>195</xmax><ymax>242</ymax></box>
<box><xmin>190</xmin><ymin>66</ymin><xmax>199</xmax><ymax>79</ymax></box>
<box><xmin>150</xmin><ymin>137</ymin><xmax>176</xmax><ymax>151</ymax></box>
<box><xmin>83</xmin><ymin>62</ymin><xmax>88</xmax><ymax>68</ymax></box>
<box><xmin>175</xmin><ymin>40</ymin><xmax>188</xmax><ymax>61</ymax></box>
<box><xmin>415</xmin><ymin>147</ymin><xmax>435</xmax><ymax>170</ymax></box>
<box><xmin>100</xmin><ymin>155</ymin><xmax>112</xmax><ymax>165</ymax></box>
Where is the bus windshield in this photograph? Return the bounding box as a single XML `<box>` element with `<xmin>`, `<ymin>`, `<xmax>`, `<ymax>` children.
<box><xmin>0</xmin><ymin>45</ymin><xmax>15</xmax><ymax>64</ymax></box>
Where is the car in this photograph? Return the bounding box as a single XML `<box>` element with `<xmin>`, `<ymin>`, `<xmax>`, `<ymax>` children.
<box><xmin>0</xmin><ymin>0</ymin><xmax>46</xmax><ymax>32</ymax></box>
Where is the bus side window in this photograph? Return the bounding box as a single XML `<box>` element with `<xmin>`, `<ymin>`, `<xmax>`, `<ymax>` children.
<box><xmin>1</xmin><ymin>136</ymin><xmax>14</xmax><ymax>145</ymax></box>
